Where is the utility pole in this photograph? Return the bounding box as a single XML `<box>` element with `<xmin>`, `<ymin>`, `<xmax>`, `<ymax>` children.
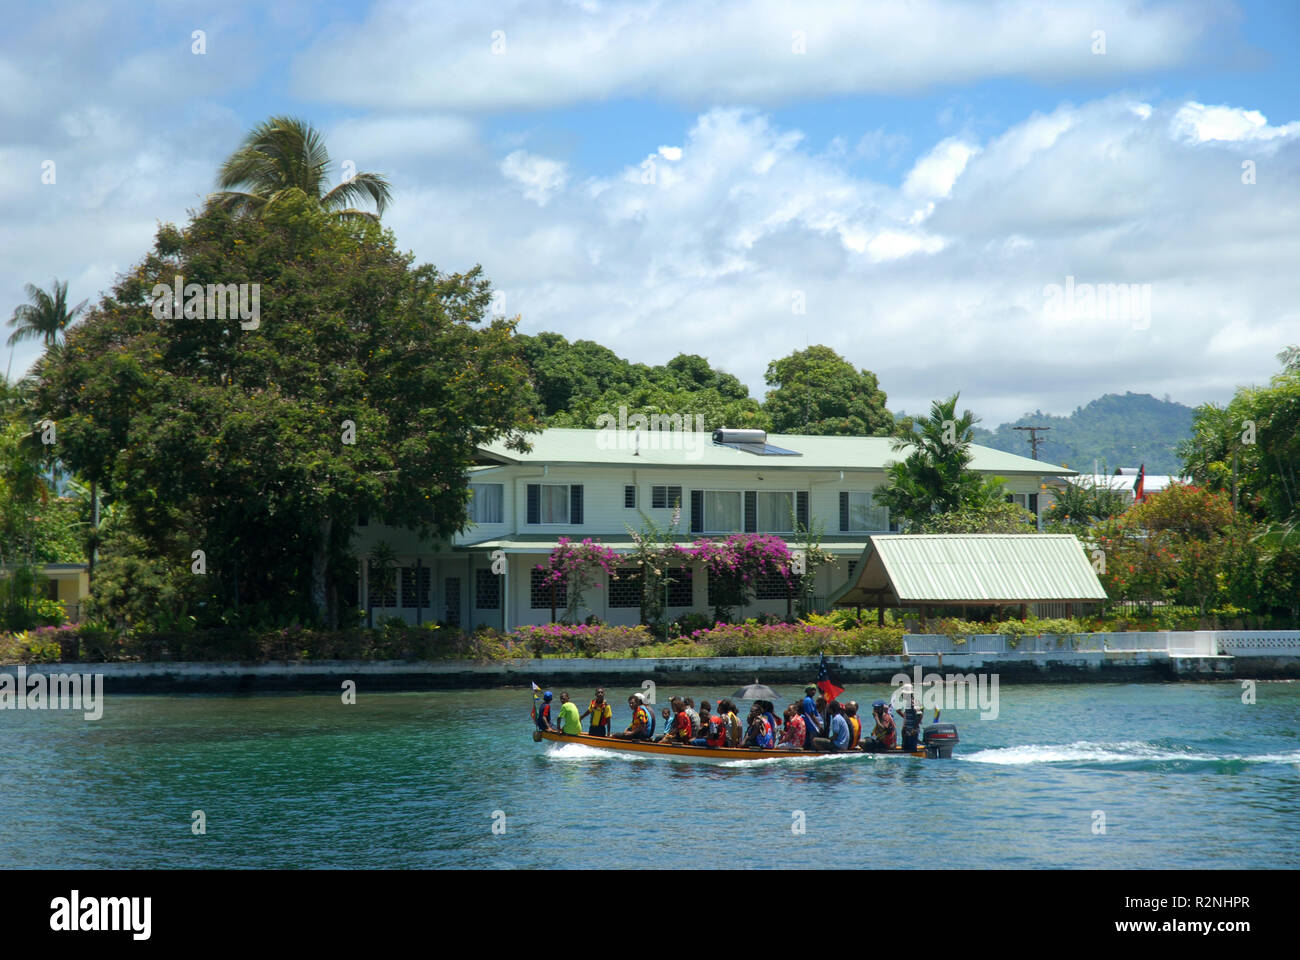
<box><xmin>1013</xmin><ymin>425</ymin><xmax>1051</xmax><ymax>460</ymax></box>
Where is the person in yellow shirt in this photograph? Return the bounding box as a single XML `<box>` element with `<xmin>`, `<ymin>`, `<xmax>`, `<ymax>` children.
<box><xmin>580</xmin><ymin>688</ymin><xmax>613</xmax><ymax>736</ymax></box>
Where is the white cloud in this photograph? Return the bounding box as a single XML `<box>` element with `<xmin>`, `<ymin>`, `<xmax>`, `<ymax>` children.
<box><xmin>500</xmin><ymin>150</ymin><xmax>570</xmax><ymax>205</ymax></box>
<box><xmin>291</xmin><ymin>0</ymin><xmax>1222</xmax><ymax>111</ymax></box>
<box><xmin>1171</xmin><ymin>102</ymin><xmax>1300</xmax><ymax>143</ymax></box>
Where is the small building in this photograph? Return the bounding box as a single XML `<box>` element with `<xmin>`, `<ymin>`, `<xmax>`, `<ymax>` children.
<box><xmin>828</xmin><ymin>533</ymin><xmax>1108</xmax><ymax>623</ymax></box>
<box><xmin>0</xmin><ymin>563</ymin><xmax>90</xmax><ymax>623</ymax></box>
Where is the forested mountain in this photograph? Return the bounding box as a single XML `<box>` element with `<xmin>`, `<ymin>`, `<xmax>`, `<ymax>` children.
<box><xmin>968</xmin><ymin>393</ymin><xmax>1195</xmax><ymax>474</ymax></box>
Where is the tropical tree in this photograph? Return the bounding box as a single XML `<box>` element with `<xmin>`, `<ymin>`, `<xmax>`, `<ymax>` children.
<box><xmin>6</xmin><ymin>279</ymin><xmax>87</xmax><ymax>348</ymax></box>
<box><xmin>209</xmin><ymin>115</ymin><xmax>392</xmax><ymax>221</ymax></box>
<box><xmin>874</xmin><ymin>394</ymin><xmax>999</xmax><ymax>527</ymax></box>
<box><xmin>763</xmin><ymin>345</ymin><xmax>894</xmax><ymax>436</ymax></box>
<box><xmin>34</xmin><ymin>192</ymin><xmax>538</xmax><ymax>629</ymax></box>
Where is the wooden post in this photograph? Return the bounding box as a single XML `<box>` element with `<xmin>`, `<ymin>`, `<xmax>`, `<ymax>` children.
<box><xmin>1019</xmin><ymin>603</ymin><xmax>1028</xmax><ymax>621</ymax></box>
<box><xmin>877</xmin><ymin>602</ymin><xmax>885</xmax><ymax>627</ymax></box>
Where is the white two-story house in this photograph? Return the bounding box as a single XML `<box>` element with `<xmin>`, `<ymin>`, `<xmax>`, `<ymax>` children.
<box><xmin>350</xmin><ymin>428</ymin><xmax>1071</xmax><ymax>629</ymax></box>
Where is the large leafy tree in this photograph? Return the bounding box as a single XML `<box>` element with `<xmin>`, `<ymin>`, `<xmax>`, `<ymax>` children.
<box><xmin>7</xmin><ymin>278</ymin><xmax>87</xmax><ymax>348</ymax></box>
<box><xmin>209</xmin><ymin>115</ymin><xmax>392</xmax><ymax>221</ymax></box>
<box><xmin>763</xmin><ymin>345</ymin><xmax>894</xmax><ymax>436</ymax></box>
<box><xmin>34</xmin><ymin>193</ymin><xmax>537</xmax><ymax>628</ymax></box>
<box><xmin>874</xmin><ymin>394</ymin><xmax>1001</xmax><ymax>527</ymax></box>
<box><xmin>1181</xmin><ymin>345</ymin><xmax>1300</xmax><ymax>528</ymax></box>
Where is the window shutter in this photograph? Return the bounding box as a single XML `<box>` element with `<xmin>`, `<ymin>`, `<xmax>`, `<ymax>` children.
<box><xmin>570</xmin><ymin>485</ymin><xmax>584</xmax><ymax>525</ymax></box>
<box><xmin>526</xmin><ymin>484</ymin><xmax>540</xmax><ymax>525</ymax></box>
<box><xmin>744</xmin><ymin>491</ymin><xmax>757</xmax><ymax>532</ymax></box>
<box><xmin>796</xmin><ymin>491</ymin><xmax>809</xmax><ymax>530</ymax></box>
<box><xmin>690</xmin><ymin>490</ymin><xmax>703</xmax><ymax>533</ymax></box>
<box><xmin>839</xmin><ymin>492</ymin><xmax>849</xmax><ymax>532</ymax></box>
<box><xmin>624</xmin><ymin>485</ymin><xmax>637</xmax><ymax>508</ymax></box>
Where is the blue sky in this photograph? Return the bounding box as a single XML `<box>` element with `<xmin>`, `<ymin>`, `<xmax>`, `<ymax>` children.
<box><xmin>3</xmin><ymin>0</ymin><xmax>1299</xmax><ymax>425</ymax></box>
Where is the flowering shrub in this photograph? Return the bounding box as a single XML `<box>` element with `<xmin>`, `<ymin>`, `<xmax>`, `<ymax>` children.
<box><xmin>513</xmin><ymin>622</ymin><xmax>654</xmax><ymax>658</ymax></box>
<box><xmin>685</xmin><ymin>534</ymin><xmax>797</xmax><ymax>620</ymax></box>
<box><xmin>684</xmin><ymin>619</ymin><xmax>904</xmax><ymax>657</ymax></box>
<box><xmin>534</xmin><ymin>537</ymin><xmax>623</xmax><ymax>622</ymax></box>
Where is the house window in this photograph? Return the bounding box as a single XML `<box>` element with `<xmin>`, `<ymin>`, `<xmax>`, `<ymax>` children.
<box><xmin>665</xmin><ymin>567</ymin><xmax>693</xmax><ymax>607</ymax></box>
<box><xmin>702</xmin><ymin>490</ymin><xmax>743</xmax><ymax>531</ymax></box>
<box><xmin>842</xmin><ymin>491</ymin><xmax>889</xmax><ymax>531</ymax></box>
<box><xmin>757</xmin><ymin>491</ymin><xmax>795</xmax><ymax>532</ymax></box>
<box><xmin>468</xmin><ymin>483</ymin><xmax>504</xmax><ymax>524</ymax></box>
<box><xmin>651</xmin><ymin>485</ymin><xmax>683</xmax><ymax>509</ymax></box>
<box><xmin>608</xmin><ymin>568</ymin><xmax>642</xmax><ymax>608</ymax></box>
<box><xmin>367</xmin><ymin>561</ymin><xmax>396</xmax><ymax>608</ymax></box>
<box><xmin>624</xmin><ymin>485</ymin><xmax>637</xmax><ymax>509</ymax></box>
<box><xmin>530</xmin><ymin>568</ymin><xmax>567</xmax><ymax>609</ymax></box>
<box><xmin>444</xmin><ymin>577</ymin><xmax>461</xmax><ymax>626</ymax></box>
<box><xmin>528</xmin><ymin>483</ymin><xmax>582</xmax><ymax>524</ymax></box>
<box><xmin>475</xmin><ymin>569</ymin><xmax>500</xmax><ymax>610</ymax></box>
<box><xmin>754</xmin><ymin>572</ymin><xmax>792</xmax><ymax>600</ymax></box>
<box><xmin>400</xmin><ymin>565</ymin><xmax>431</xmax><ymax>608</ymax></box>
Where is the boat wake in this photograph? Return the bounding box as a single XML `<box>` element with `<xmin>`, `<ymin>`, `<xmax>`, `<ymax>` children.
<box><xmin>543</xmin><ymin>743</ymin><xmax>646</xmax><ymax>763</ymax></box>
<box><xmin>961</xmin><ymin>741</ymin><xmax>1300</xmax><ymax>768</ymax></box>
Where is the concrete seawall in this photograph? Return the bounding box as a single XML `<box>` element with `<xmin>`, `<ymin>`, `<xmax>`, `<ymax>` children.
<box><xmin>29</xmin><ymin>649</ymin><xmax>1277</xmax><ymax>693</ymax></box>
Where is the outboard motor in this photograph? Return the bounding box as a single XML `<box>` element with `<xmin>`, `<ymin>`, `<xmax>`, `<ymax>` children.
<box><xmin>922</xmin><ymin>723</ymin><xmax>959</xmax><ymax>759</ymax></box>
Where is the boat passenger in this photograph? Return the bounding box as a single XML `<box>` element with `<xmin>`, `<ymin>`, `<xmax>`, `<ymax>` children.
<box><xmin>556</xmin><ymin>691</ymin><xmax>583</xmax><ymax>736</ymax></box>
<box><xmin>535</xmin><ymin>691</ymin><xmax>555</xmax><ymax>731</ymax></box>
<box><xmin>760</xmin><ymin>700</ymin><xmax>780</xmax><ymax>740</ymax></box>
<box><xmin>845</xmin><ymin>701</ymin><xmax>862</xmax><ymax>750</ymax></box>
<box><xmin>613</xmin><ymin>695</ymin><xmax>653</xmax><ymax>740</ymax></box>
<box><xmin>660</xmin><ymin>697</ymin><xmax>695</xmax><ymax>744</ymax></box>
<box><xmin>805</xmin><ymin>695</ymin><xmax>829</xmax><ymax>749</ymax></box>
<box><xmin>690</xmin><ymin>708</ymin><xmax>729</xmax><ymax>748</ymax></box>
<box><xmin>860</xmin><ymin>700</ymin><xmax>896</xmax><ymax>752</ymax></box>
<box><xmin>896</xmin><ymin>682</ymin><xmax>923</xmax><ymax>752</ymax></box>
<box><xmin>776</xmin><ymin>705</ymin><xmax>806</xmax><ymax>750</ymax></box>
<box><xmin>742</xmin><ymin>704</ymin><xmax>775</xmax><ymax>749</ymax></box>
<box><xmin>800</xmin><ymin>686</ymin><xmax>821</xmax><ymax>740</ymax></box>
<box><xmin>580</xmin><ymin>688</ymin><xmax>613</xmax><ymax>736</ymax></box>
<box><xmin>682</xmin><ymin>698</ymin><xmax>701</xmax><ymax>733</ymax></box>
<box><xmin>720</xmin><ymin>699</ymin><xmax>744</xmax><ymax>747</ymax></box>
<box><xmin>812</xmin><ymin>701</ymin><xmax>850</xmax><ymax>752</ymax></box>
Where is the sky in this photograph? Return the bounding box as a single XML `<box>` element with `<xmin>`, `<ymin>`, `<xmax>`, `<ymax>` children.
<box><xmin>2</xmin><ymin>0</ymin><xmax>1298</xmax><ymax>426</ymax></box>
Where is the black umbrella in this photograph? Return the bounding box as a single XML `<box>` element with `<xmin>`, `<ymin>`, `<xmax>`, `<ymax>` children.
<box><xmin>732</xmin><ymin>679</ymin><xmax>782</xmax><ymax>701</ymax></box>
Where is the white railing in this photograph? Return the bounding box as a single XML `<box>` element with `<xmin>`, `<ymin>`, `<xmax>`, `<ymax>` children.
<box><xmin>1214</xmin><ymin>631</ymin><xmax>1300</xmax><ymax>656</ymax></box>
<box><xmin>903</xmin><ymin>631</ymin><xmax>1224</xmax><ymax>656</ymax></box>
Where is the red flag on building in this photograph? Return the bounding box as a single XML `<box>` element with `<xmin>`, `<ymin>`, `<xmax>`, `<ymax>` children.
<box><xmin>1133</xmin><ymin>464</ymin><xmax>1146</xmax><ymax>503</ymax></box>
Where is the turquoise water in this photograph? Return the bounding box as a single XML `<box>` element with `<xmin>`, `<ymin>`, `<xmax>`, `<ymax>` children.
<box><xmin>2</xmin><ymin>682</ymin><xmax>1297</xmax><ymax>868</ymax></box>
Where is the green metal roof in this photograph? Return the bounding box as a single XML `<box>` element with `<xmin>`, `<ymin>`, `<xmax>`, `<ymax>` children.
<box><xmin>458</xmin><ymin>535</ymin><xmax>872</xmax><ymax>554</ymax></box>
<box><xmin>477</xmin><ymin>428</ymin><xmax>1071</xmax><ymax>476</ymax></box>
<box><xmin>829</xmin><ymin>534</ymin><xmax>1107</xmax><ymax>607</ymax></box>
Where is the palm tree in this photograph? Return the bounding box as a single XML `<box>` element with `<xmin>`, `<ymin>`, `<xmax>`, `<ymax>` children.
<box><xmin>6</xmin><ymin>278</ymin><xmax>87</xmax><ymax>349</ymax></box>
<box><xmin>875</xmin><ymin>393</ymin><xmax>993</xmax><ymax>526</ymax></box>
<box><xmin>208</xmin><ymin>115</ymin><xmax>391</xmax><ymax>221</ymax></box>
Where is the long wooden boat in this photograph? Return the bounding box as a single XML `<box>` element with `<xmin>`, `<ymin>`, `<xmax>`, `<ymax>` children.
<box><xmin>534</xmin><ymin>729</ymin><xmax>941</xmax><ymax>760</ymax></box>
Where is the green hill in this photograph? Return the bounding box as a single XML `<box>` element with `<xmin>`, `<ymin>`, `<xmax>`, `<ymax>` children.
<box><xmin>970</xmin><ymin>393</ymin><xmax>1194</xmax><ymax>475</ymax></box>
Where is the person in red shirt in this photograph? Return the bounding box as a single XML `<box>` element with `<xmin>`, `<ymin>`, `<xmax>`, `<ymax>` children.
<box><xmin>776</xmin><ymin>704</ymin><xmax>806</xmax><ymax>750</ymax></box>
<box><xmin>658</xmin><ymin>697</ymin><xmax>695</xmax><ymax>744</ymax></box>
<box><xmin>860</xmin><ymin>700</ymin><xmax>897</xmax><ymax>752</ymax></box>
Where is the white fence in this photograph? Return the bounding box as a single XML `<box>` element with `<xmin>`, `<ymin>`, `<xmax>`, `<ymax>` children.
<box><xmin>903</xmin><ymin>631</ymin><xmax>1228</xmax><ymax>657</ymax></box>
<box><xmin>1213</xmin><ymin>631</ymin><xmax>1300</xmax><ymax>657</ymax></box>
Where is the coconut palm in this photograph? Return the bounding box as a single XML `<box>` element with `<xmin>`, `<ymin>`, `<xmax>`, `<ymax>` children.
<box><xmin>209</xmin><ymin>115</ymin><xmax>391</xmax><ymax>221</ymax></box>
<box><xmin>6</xmin><ymin>278</ymin><xmax>87</xmax><ymax>349</ymax></box>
